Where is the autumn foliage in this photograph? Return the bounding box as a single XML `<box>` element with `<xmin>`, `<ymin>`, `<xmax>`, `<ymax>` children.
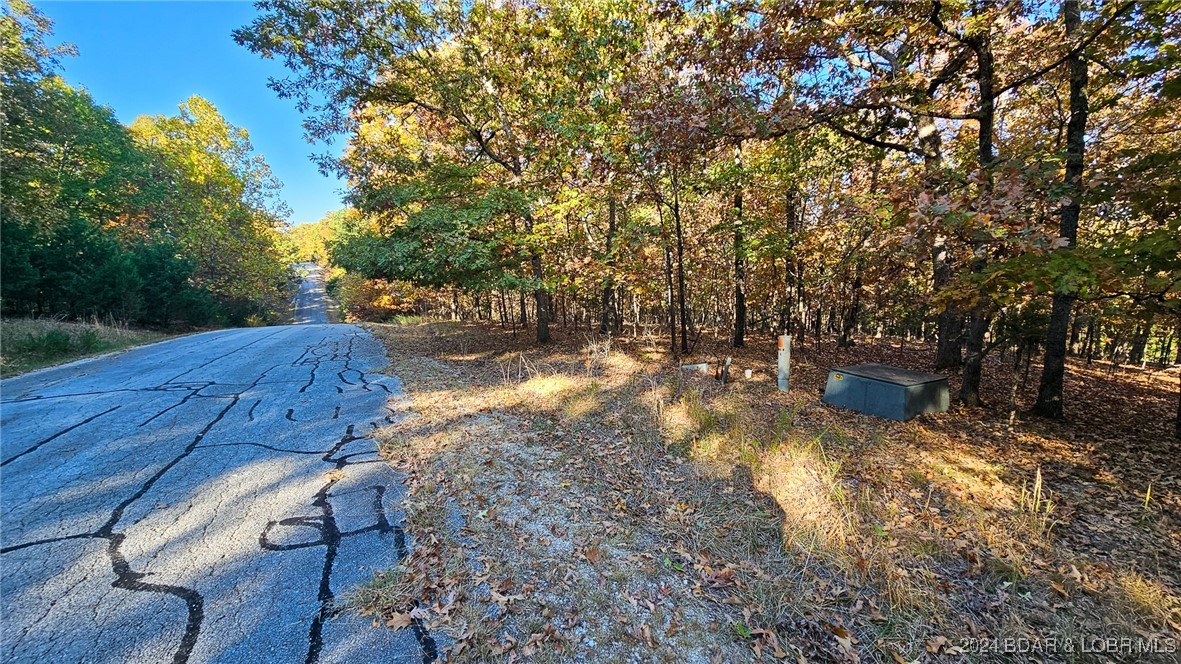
<box><xmin>236</xmin><ymin>0</ymin><xmax>1180</xmax><ymax>428</ymax></box>
<box><xmin>2</xmin><ymin>2</ymin><xmax>292</xmax><ymax>326</ymax></box>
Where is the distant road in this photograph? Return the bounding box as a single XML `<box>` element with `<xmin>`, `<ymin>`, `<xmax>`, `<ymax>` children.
<box><xmin>294</xmin><ymin>262</ymin><xmax>333</xmax><ymax>325</ymax></box>
<box><xmin>0</xmin><ymin>271</ymin><xmax>431</xmax><ymax>663</ymax></box>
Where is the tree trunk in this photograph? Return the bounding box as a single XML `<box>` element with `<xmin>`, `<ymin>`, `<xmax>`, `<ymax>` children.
<box><xmin>1106</xmin><ymin>332</ymin><xmax>1122</xmax><ymax>363</ymax></box>
<box><xmin>784</xmin><ymin>186</ymin><xmax>806</xmax><ymax>344</ymax></box>
<box><xmin>509</xmin><ymin>290</ymin><xmax>518</xmax><ymax>338</ymax></box>
<box><xmin>521</xmin><ymin>211</ymin><xmax>550</xmax><ymax>343</ymax></box>
<box><xmin>795</xmin><ymin>269</ymin><xmax>807</xmax><ymax>345</ymax></box>
<box><xmin>599</xmin><ymin>196</ymin><xmax>618</xmax><ymax>334</ymax></box>
<box><xmin>1130</xmin><ymin>325</ymin><xmax>1150</xmax><ymax>365</ymax></box>
<box><xmin>960</xmin><ymin>310</ymin><xmax>990</xmax><ymax>406</ymax></box>
<box><xmin>959</xmin><ymin>16</ymin><xmax>996</xmax><ymax>406</ymax></box>
<box><xmin>733</xmin><ymin>188</ymin><xmax>746</xmax><ymax>347</ymax></box>
<box><xmin>933</xmin><ymin>240</ymin><xmax>963</xmax><ymax>369</ymax></box>
<box><xmin>775</xmin><ymin>256</ymin><xmax>787</xmax><ymax>333</ymax></box>
<box><xmin>631</xmin><ymin>292</ymin><xmax>640</xmax><ymax>339</ymax></box>
<box><xmin>839</xmin><ymin>261</ymin><xmax>862</xmax><ymax>348</ymax></box>
<box><xmin>920</xmin><ymin>106</ymin><xmax>962</xmax><ymax>370</ymax></box>
<box><xmin>1034</xmin><ymin>0</ymin><xmax>1087</xmax><ymax>419</ymax></box>
<box><xmin>1083</xmin><ymin>316</ymin><xmax>1095</xmax><ymax>364</ymax></box>
<box><xmin>664</xmin><ymin>231</ymin><xmax>677</xmax><ymax>353</ymax></box>
<box><xmin>1069</xmin><ymin>313</ymin><xmax>1083</xmax><ymax>354</ymax></box>
<box><xmin>673</xmin><ymin>177</ymin><xmax>689</xmax><ymax>355</ymax></box>
<box><xmin>840</xmin><ymin>163</ymin><xmax>879</xmax><ymax>349</ymax></box>
<box><xmin>531</xmin><ymin>255</ymin><xmax>551</xmax><ymax>343</ymax></box>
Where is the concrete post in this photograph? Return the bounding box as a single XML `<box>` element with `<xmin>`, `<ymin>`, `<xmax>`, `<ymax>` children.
<box><xmin>777</xmin><ymin>334</ymin><xmax>791</xmax><ymax>392</ymax></box>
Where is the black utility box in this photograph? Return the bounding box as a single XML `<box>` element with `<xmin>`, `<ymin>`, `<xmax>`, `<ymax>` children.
<box><xmin>822</xmin><ymin>363</ymin><xmax>949</xmax><ymax>421</ymax></box>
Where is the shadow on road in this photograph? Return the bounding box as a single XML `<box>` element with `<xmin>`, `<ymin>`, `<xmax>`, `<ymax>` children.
<box><xmin>0</xmin><ymin>324</ymin><xmax>431</xmax><ymax>663</ymax></box>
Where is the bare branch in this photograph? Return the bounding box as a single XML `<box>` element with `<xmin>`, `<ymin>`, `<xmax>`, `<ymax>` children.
<box><xmin>993</xmin><ymin>1</ymin><xmax>1136</xmax><ymax>97</ymax></box>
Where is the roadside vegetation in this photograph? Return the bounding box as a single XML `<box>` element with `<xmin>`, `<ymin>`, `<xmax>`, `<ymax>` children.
<box><xmin>1</xmin><ymin>2</ymin><xmax>293</xmax><ymax>330</ymax></box>
<box><xmin>237</xmin><ymin>0</ymin><xmax>1180</xmax><ymax>434</ymax></box>
<box><xmin>359</xmin><ymin>321</ymin><xmax>1179</xmax><ymax>662</ymax></box>
<box><xmin>0</xmin><ymin>317</ymin><xmax>169</xmax><ymax>377</ymax></box>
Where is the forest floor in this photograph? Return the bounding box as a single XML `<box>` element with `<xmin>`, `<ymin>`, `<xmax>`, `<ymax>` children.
<box><xmin>358</xmin><ymin>320</ymin><xmax>1180</xmax><ymax>663</ymax></box>
<box><xmin>0</xmin><ymin>317</ymin><xmax>171</xmax><ymax>378</ymax></box>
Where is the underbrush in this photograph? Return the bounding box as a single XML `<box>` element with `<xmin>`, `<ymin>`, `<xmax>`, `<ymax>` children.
<box><xmin>0</xmin><ymin>317</ymin><xmax>169</xmax><ymax>377</ymax></box>
<box><xmin>360</xmin><ymin>320</ymin><xmax>1181</xmax><ymax>662</ymax></box>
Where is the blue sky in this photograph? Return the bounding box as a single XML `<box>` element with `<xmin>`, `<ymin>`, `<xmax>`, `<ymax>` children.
<box><xmin>38</xmin><ymin>1</ymin><xmax>345</xmax><ymax>226</ymax></box>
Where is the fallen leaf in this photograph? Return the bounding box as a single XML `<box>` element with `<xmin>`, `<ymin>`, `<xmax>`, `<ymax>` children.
<box><xmin>385</xmin><ymin>612</ymin><xmax>413</xmax><ymax>631</ymax></box>
<box><xmin>926</xmin><ymin>635</ymin><xmax>949</xmax><ymax>654</ymax></box>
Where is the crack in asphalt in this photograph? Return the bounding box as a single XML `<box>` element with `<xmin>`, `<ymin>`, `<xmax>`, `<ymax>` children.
<box><xmin>1</xmin><ymin>384</ymin><xmax>201</xmax><ymax>405</ymax></box>
<box><xmin>287</xmin><ymin>336</ymin><xmax>437</xmax><ymax>664</ymax></box>
<box><xmin>1</xmin><ymin>406</ymin><xmax>121</xmax><ymax>467</ymax></box>
<box><xmin>163</xmin><ymin>329</ymin><xmax>287</xmax><ymax>385</ymax></box>
<box><xmin>253</xmin><ymin>424</ymin><xmax>438</xmax><ymax>664</ymax></box>
<box><xmin>274</xmin><ymin>337</ymin><xmax>439</xmax><ymax>664</ymax></box>
<box><xmin>1</xmin><ymin>324</ymin><xmax>434</xmax><ymax>663</ymax></box>
<box><xmin>246</xmin><ymin>399</ymin><xmax>262</xmax><ymax>422</ymax></box>
<box><xmin>0</xmin><ymin>532</ymin><xmax>101</xmax><ymax>555</ymax></box>
<box><xmin>1</xmin><ymin>392</ymin><xmax>244</xmax><ymax>661</ymax></box>
<box><xmin>91</xmin><ymin>367</ymin><xmax>277</xmax><ymax>664</ymax></box>
<box><xmin>139</xmin><ymin>386</ymin><xmax>205</xmax><ymax>428</ymax></box>
<box><xmin>200</xmin><ymin>442</ymin><xmax>335</xmax><ymax>456</ymax></box>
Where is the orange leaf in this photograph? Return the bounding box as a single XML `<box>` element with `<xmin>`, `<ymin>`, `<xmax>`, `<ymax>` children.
<box><xmin>385</xmin><ymin>612</ymin><xmax>413</xmax><ymax>631</ymax></box>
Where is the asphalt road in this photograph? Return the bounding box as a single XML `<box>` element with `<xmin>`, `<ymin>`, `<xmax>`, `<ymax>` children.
<box><xmin>294</xmin><ymin>263</ymin><xmax>332</xmax><ymax>325</ymax></box>
<box><xmin>0</xmin><ymin>268</ymin><xmax>433</xmax><ymax>663</ymax></box>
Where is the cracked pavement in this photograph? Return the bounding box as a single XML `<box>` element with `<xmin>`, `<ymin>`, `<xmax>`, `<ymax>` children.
<box><xmin>0</xmin><ymin>267</ymin><xmax>434</xmax><ymax>663</ymax></box>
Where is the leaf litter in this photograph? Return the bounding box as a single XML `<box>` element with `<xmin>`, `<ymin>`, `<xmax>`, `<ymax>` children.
<box><xmin>352</xmin><ymin>321</ymin><xmax>1180</xmax><ymax>663</ymax></box>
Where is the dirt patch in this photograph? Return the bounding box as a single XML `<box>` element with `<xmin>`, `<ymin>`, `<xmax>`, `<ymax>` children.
<box><xmin>357</xmin><ymin>321</ymin><xmax>1181</xmax><ymax>662</ymax></box>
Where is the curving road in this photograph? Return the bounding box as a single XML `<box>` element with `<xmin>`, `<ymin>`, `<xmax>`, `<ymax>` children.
<box><xmin>0</xmin><ymin>268</ymin><xmax>433</xmax><ymax>663</ymax></box>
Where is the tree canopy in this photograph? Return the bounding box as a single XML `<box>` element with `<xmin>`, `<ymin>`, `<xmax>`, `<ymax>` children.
<box><xmin>237</xmin><ymin>0</ymin><xmax>1179</xmax><ymax>421</ymax></box>
<box><xmin>2</xmin><ymin>0</ymin><xmax>292</xmax><ymax>326</ymax></box>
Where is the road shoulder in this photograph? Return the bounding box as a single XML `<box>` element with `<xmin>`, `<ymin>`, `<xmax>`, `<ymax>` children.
<box><xmin>0</xmin><ymin>318</ymin><xmax>180</xmax><ymax>379</ymax></box>
<box><xmin>358</xmin><ymin>321</ymin><xmax>754</xmax><ymax>662</ymax></box>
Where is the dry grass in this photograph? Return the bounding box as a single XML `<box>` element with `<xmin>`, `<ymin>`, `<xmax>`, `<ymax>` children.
<box><xmin>358</xmin><ymin>320</ymin><xmax>1181</xmax><ymax>663</ymax></box>
<box><xmin>0</xmin><ymin>317</ymin><xmax>170</xmax><ymax>377</ymax></box>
